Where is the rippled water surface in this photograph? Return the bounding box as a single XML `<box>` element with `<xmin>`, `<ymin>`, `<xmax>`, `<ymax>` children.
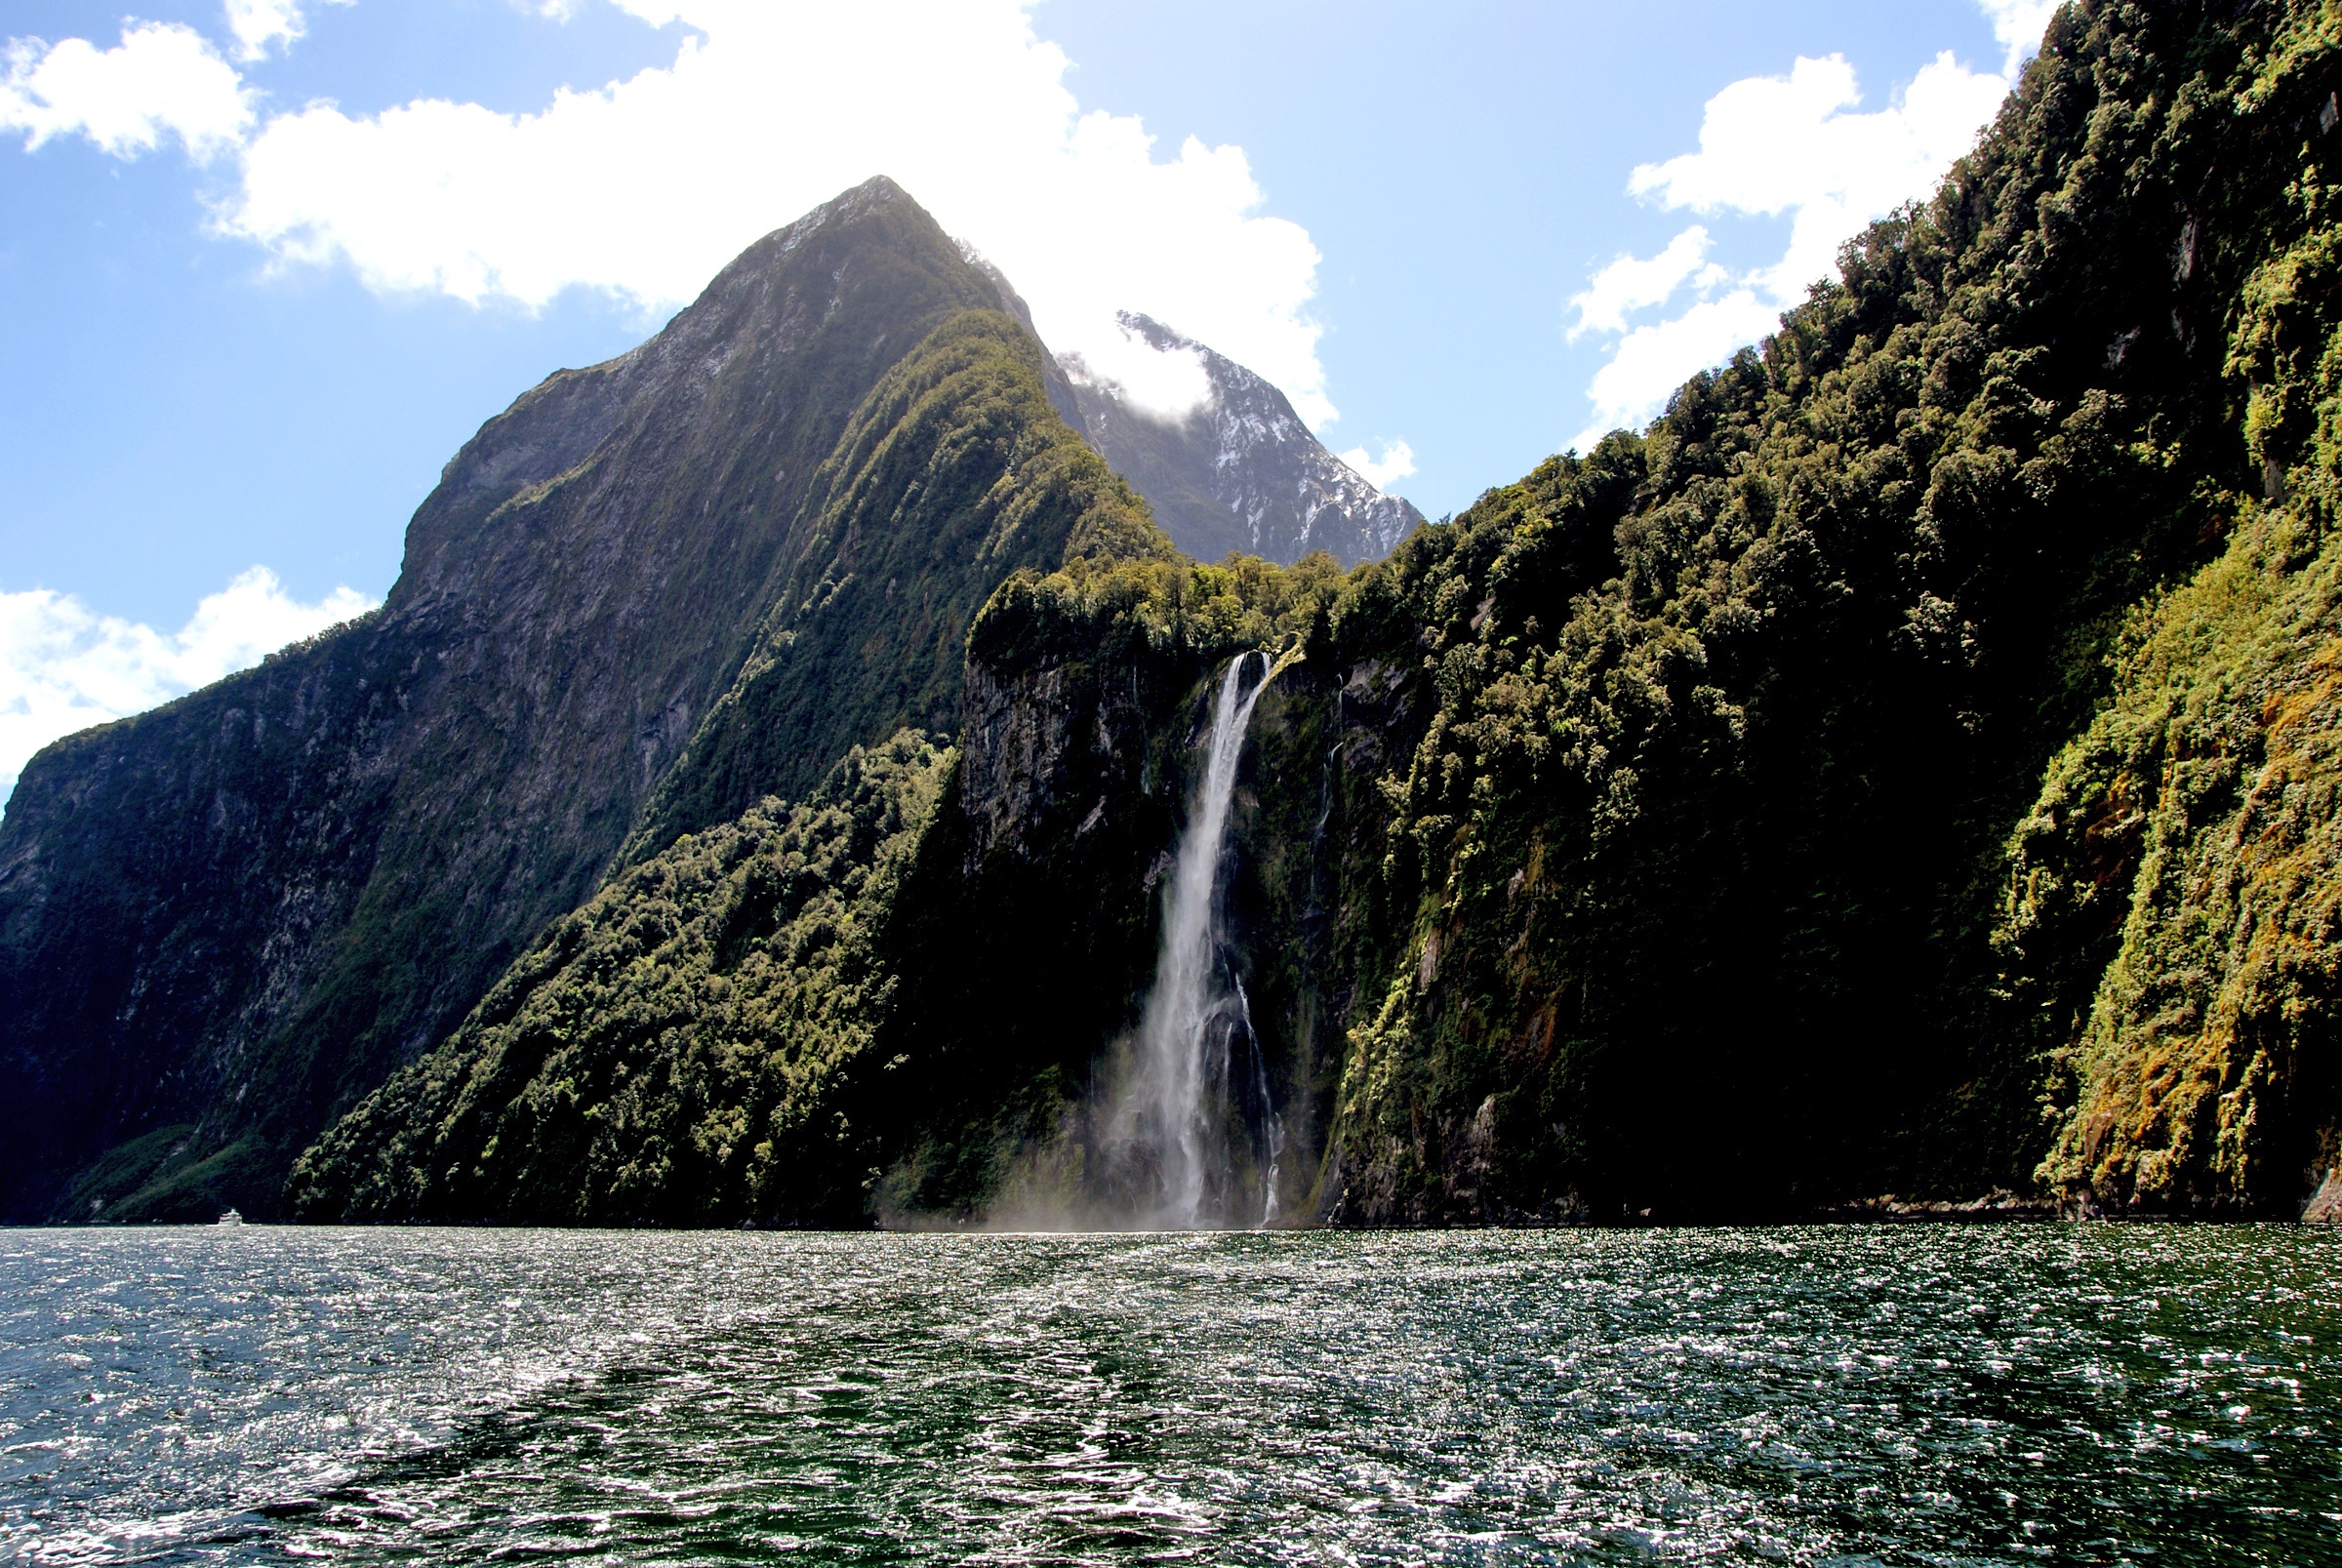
<box><xmin>3</xmin><ymin>1226</ymin><xmax>2338</xmax><ymax>1564</ymax></box>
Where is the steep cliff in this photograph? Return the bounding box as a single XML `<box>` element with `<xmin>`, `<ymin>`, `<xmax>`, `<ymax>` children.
<box><xmin>291</xmin><ymin>548</ymin><xmax>1334</xmax><ymax>1225</ymax></box>
<box><xmin>41</xmin><ymin>0</ymin><xmax>2342</xmax><ymax>1230</ymax></box>
<box><xmin>1997</xmin><ymin>39</ymin><xmax>2342</xmax><ymax>1213</ymax></box>
<box><xmin>1064</xmin><ymin>313</ymin><xmax>1425</xmax><ymax>567</ymax></box>
<box><xmin>1999</xmin><ymin>506</ymin><xmax>2342</xmax><ymax>1216</ymax></box>
<box><xmin>305</xmin><ymin>0</ymin><xmax>2342</xmax><ymax>1228</ymax></box>
<box><xmin>0</xmin><ymin>179</ymin><xmax>1135</xmax><ymax>1223</ymax></box>
<box><xmin>911</xmin><ymin>0</ymin><xmax>2342</xmax><ymax>1225</ymax></box>
<box><xmin>289</xmin><ymin>733</ymin><xmax>955</xmax><ymax>1226</ymax></box>
<box><xmin>289</xmin><ymin>345</ymin><xmax>1184</xmax><ymax>1226</ymax></box>
<box><xmin>1297</xmin><ymin>0</ymin><xmax>2342</xmax><ymax>1221</ymax></box>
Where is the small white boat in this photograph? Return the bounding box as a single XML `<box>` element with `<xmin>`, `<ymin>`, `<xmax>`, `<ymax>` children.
<box><xmin>216</xmin><ymin>1208</ymin><xmax>244</xmax><ymax>1226</ymax></box>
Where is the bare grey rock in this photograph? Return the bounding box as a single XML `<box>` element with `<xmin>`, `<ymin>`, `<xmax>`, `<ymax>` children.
<box><xmin>1061</xmin><ymin>313</ymin><xmax>1424</xmax><ymax>567</ymax></box>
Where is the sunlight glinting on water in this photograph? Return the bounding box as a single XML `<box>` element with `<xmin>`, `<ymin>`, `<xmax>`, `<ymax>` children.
<box><xmin>3</xmin><ymin>1226</ymin><xmax>2338</xmax><ymax>1564</ymax></box>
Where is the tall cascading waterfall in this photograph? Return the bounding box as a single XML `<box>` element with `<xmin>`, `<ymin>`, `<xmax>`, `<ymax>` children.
<box><xmin>1105</xmin><ymin>651</ymin><xmax>1283</xmax><ymax>1227</ymax></box>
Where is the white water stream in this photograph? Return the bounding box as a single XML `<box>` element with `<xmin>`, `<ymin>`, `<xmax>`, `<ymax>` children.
<box><xmin>1110</xmin><ymin>652</ymin><xmax>1278</xmax><ymax>1227</ymax></box>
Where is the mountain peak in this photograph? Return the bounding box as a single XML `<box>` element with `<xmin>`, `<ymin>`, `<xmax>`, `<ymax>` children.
<box><xmin>1059</xmin><ymin>314</ymin><xmax>1423</xmax><ymax>566</ymax></box>
<box><xmin>690</xmin><ymin>175</ymin><xmax>935</xmax><ymax>306</ymax></box>
<box><xmin>0</xmin><ymin>177</ymin><xmax>1077</xmax><ymax>1223</ymax></box>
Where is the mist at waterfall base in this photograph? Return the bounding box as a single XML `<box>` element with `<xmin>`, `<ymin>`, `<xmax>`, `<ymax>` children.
<box><xmin>990</xmin><ymin>652</ymin><xmax>1292</xmax><ymax>1232</ymax></box>
<box><xmin>9</xmin><ymin>1226</ymin><xmax>2339</xmax><ymax>1565</ymax></box>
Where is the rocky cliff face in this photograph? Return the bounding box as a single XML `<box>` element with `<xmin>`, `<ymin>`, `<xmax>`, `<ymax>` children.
<box><xmin>1064</xmin><ymin>314</ymin><xmax>1424</xmax><ymax>568</ymax></box>
<box><xmin>0</xmin><ymin>179</ymin><xmax>1134</xmax><ymax>1223</ymax></box>
<box><xmin>26</xmin><ymin>0</ymin><xmax>2342</xmax><ymax>1233</ymax></box>
<box><xmin>292</xmin><ymin>548</ymin><xmax>1411</xmax><ymax>1228</ymax></box>
<box><xmin>288</xmin><ymin>558</ymin><xmax>1195</xmax><ymax>1227</ymax></box>
<box><xmin>912</xmin><ymin>0</ymin><xmax>2342</xmax><ymax>1226</ymax></box>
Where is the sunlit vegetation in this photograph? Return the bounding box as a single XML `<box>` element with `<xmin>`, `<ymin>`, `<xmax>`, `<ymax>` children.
<box><xmin>292</xmin><ymin>735</ymin><xmax>952</xmax><ymax>1224</ymax></box>
<box><xmin>301</xmin><ymin>1</ymin><xmax>2342</xmax><ymax>1224</ymax></box>
<box><xmin>1307</xmin><ymin>0</ymin><xmax>2342</xmax><ymax>1217</ymax></box>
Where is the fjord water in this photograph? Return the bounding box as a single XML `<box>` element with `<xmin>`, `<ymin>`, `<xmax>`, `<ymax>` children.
<box><xmin>4</xmin><ymin>1227</ymin><xmax>2337</xmax><ymax>1565</ymax></box>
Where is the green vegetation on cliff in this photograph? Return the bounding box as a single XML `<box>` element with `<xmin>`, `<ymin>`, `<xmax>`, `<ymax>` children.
<box><xmin>1297</xmin><ymin>0</ymin><xmax>2342</xmax><ymax>1221</ymax></box>
<box><xmin>0</xmin><ymin>180</ymin><xmax>1158</xmax><ymax>1225</ymax></box>
<box><xmin>70</xmin><ymin>2</ymin><xmax>2342</xmax><ymax>1229</ymax></box>
<box><xmin>927</xmin><ymin>0</ymin><xmax>2342</xmax><ymax>1223</ymax></box>
<box><xmin>298</xmin><ymin>0</ymin><xmax>2342</xmax><ymax>1225</ymax></box>
<box><xmin>2000</xmin><ymin>506</ymin><xmax>2342</xmax><ymax>1212</ymax></box>
<box><xmin>293</xmin><ymin>319</ymin><xmax>1192</xmax><ymax>1225</ymax></box>
<box><xmin>1998</xmin><ymin>28</ymin><xmax>2342</xmax><ymax>1209</ymax></box>
<box><xmin>626</xmin><ymin>307</ymin><xmax>1174</xmax><ymax>857</ymax></box>
<box><xmin>292</xmin><ymin>734</ymin><xmax>950</xmax><ymax>1225</ymax></box>
<box><xmin>295</xmin><ymin>550</ymin><xmax>1350</xmax><ymax>1226</ymax></box>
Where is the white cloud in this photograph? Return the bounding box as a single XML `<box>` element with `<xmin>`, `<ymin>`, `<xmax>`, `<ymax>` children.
<box><xmin>1568</xmin><ymin>225</ymin><xmax>1722</xmax><ymax>341</ymax></box>
<box><xmin>2</xmin><ymin>1</ymin><xmax>1353</xmax><ymax>432</ymax></box>
<box><xmin>1630</xmin><ymin>52</ymin><xmax>2008</xmax><ymax>306</ymax></box>
<box><xmin>1975</xmin><ymin>0</ymin><xmax>2061</xmax><ymax>75</ymax></box>
<box><xmin>1577</xmin><ymin>290</ymin><xmax>1783</xmax><ymax>444</ymax></box>
<box><xmin>1567</xmin><ymin>48</ymin><xmax>2010</xmax><ymax>450</ymax></box>
<box><xmin>222</xmin><ymin>0</ymin><xmax>1336</xmax><ymax>426</ymax></box>
<box><xmin>0</xmin><ymin>569</ymin><xmax>375</xmax><ymax>809</ymax></box>
<box><xmin>225</xmin><ymin>0</ymin><xmax>350</xmax><ymax>63</ymax></box>
<box><xmin>0</xmin><ymin>21</ymin><xmax>250</xmax><ymax>161</ymax></box>
<box><xmin>1337</xmin><ymin>440</ymin><xmax>1416</xmax><ymax>493</ymax></box>
<box><xmin>1063</xmin><ymin>325</ymin><xmax>1217</xmax><ymax>425</ymax></box>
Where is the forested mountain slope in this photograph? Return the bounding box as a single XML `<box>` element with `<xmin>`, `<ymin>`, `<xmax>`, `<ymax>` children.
<box><xmin>30</xmin><ymin>0</ymin><xmax>2342</xmax><ymax>1229</ymax></box>
<box><xmin>0</xmin><ymin>179</ymin><xmax>1156</xmax><ymax>1223</ymax></box>
<box><xmin>292</xmin><ymin>554</ymin><xmax>1348</xmax><ymax>1226</ymax></box>
<box><xmin>301</xmin><ymin>0</ymin><xmax>2342</xmax><ymax>1226</ymax></box>
<box><xmin>291</xmin><ymin>335</ymin><xmax>1185</xmax><ymax>1227</ymax></box>
<box><xmin>1298</xmin><ymin>0</ymin><xmax>2342</xmax><ymax>1219</ymax></box>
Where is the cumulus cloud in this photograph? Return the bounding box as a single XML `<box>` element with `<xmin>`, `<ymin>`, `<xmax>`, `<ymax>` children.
<box><xmin>1568</xmin><ymin>226</ymin><xmax>1724</xmax><ymax>342</ymax></box>
<box><xmin>1975</xmin><ymin>0</ymin><xmax>2062</xmax><ymax>75</ymax></box>
<box><xmin>1566</xmin><ymin>47</ymin><xmax>2011</xmax><ymax>451</ymax></box>
<box><xmin>225</xmin><ymin>0</ymin><xmax>350</xmax><ymax>63</ymax></box>
<box><xmin>2</xmin><ymin>4</ymin><xmax>1339</xmax><ymax>429</ymax></box>
<box><xmin>1581</xmin><ymin>291</ymin><xmax>1784</xmax><ymax>440</ymax></box>
<box><xmin>1337</xmin><ymin>440</ymin><xmax>1417</xmax><ymax>493</ymax></box>
<box><xmin>0</xmin><ymin>569</ymin><xmax>374</xmax><ymax>809</ymax></box>
<box><xmin>1563</xmin><ymin>1</ymin><xmax>2067</xmax><ymax>450</ymax></box>
<box><xmin>221</xmin><ymin>0</ymin><xmax>1337</xmax><ymax>426</ymax></box>
<box><xmin>0</xmin><ymin>21</ymin><xmax>250</xmax><ymax>161</ymax></box>
<box><xmin>1062</xmin><ymin>324</ymin><xmax>1218</xmax><ymax>424</ymax></box>
<box><xmin>3</xmin><ymin>1</ymin><xmax>1356</xmax><ymax>430</ymax></box>
<box><xmin>1631</xmin><ymin>52</ymin><xmax>2008</xmax><ymax>305</ymax></box>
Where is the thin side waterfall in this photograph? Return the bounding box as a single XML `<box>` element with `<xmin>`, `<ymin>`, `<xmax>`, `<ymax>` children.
<box><xmin>1238</xmin><ymin>979</ymin><xmax>1286</xmax><ymax>1226</ymax></box>
<box><xmin>1109</xmin><ymin>651</ymin><xmax>1278</xmax><ymax>1227</ymax></box>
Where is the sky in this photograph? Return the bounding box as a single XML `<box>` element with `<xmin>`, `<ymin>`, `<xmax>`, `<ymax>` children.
<box><xmin>0</xmin><ymin>0</ymin><xmax>2058</xmax><ymax>803</ymax></box>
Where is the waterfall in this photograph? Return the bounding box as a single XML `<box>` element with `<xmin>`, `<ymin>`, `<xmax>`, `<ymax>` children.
<box><xmin>1238</xmin><ymin>979</ymin><xmax>1286</xmax><ymax>1226</ymax></box>
<box><xmin>1109</xmin><ymin>651</ymin><xmax>1278</xmax><ymax>1228</ymax></box>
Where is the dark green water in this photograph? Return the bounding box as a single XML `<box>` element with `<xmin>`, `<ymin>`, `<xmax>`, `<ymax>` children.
<box><xmin>2</xmin><ymin>1226</ymin><xmax>2336</xmax><ymax>1564</ymax></box>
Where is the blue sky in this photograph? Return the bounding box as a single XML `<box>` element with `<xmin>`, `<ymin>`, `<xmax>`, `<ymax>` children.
<box><xmin>0</xmin><ymin>0</ymin><xmax>2053</xmax><ymax>800</ymax></box>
